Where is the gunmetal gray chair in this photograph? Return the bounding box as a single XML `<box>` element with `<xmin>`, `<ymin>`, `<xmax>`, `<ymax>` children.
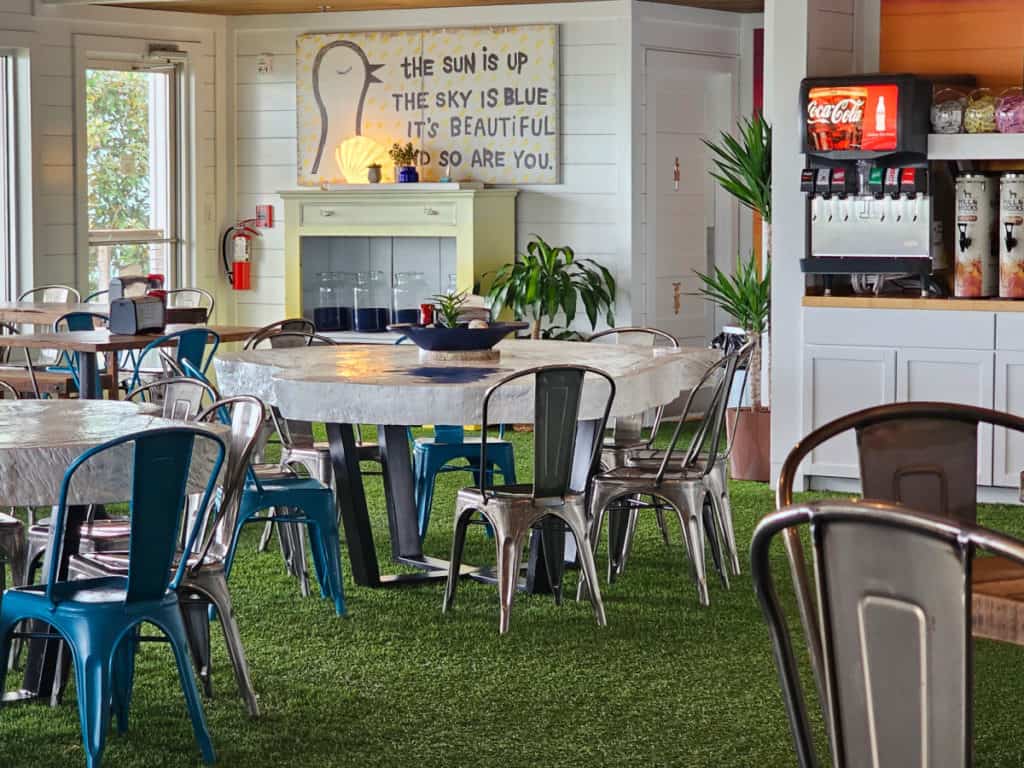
<box><xmin>166</xmin><ymin>287</ymin><xmax>216</xmax><ymax>322</ymax></box>
<box><xmin>752</xmin><ymin>498</ymin><xmax>1019</xmax><ymax>768</ymax></box>
<box><xmin>71</xmin><ymin>396</ymin><xmax>267</xmax><ymax>717</ymax></box>
<box><xmin>586</xmin><ymin>347</ymin><xmax>742</xmax><ymax>606</ymax></box>
<box><xmin>443</xmin><ymin>364</ymin><xmax>616</xmax><ymax>634</ymax></box>
<box><xmin>17</xmin><ymin>284</ymin><xmax>80</xmax><ymax>303</ymax></box>
<box><xmin>242</xmin><ymin>319</ymin><xmax>317</xmax><ymax>350</ymax></box>
<box><xmin>586</xmin><ymin>327</ymin><xmax>680</xmax><ymax>572</ymax></box>
<box><xmin>775</xmin><ymin>400</ymin><xmax>1024</xmax><ymax>754</ymax></box>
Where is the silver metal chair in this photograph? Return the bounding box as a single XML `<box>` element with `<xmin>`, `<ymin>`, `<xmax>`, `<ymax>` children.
<box><xmin>242</xmin><ymin>318</ymin><xmax>317</xmax><ymax>350</ymax></box>
<box><xmin>752</xmin><ymin>498</ymin><xmax>1019</xmax><ymax>768</ymax></box>
<box><xmin>586</xmin><ymin>327</ymin><xmax>680</xmax><ymax>570</ymax></box>
<box><xmin>585</xmin><ymin>346</ymin><xmax>742</xmax><ymax>606</ymax></box>
<box><xmin>71</xmin><ymin>396</ymin><xmax>267</xmax><ymax>717</ymax></box>
<box><xmin>83</xmin><ymin>289</ymin><xmax>108</xmax><ymax>304</ymax></box>
<box><xmin>623</xmin><ymin>341</ymin><xmax>752</xmax><ymax>579</ymax></box>
<box><xmin>443</xmin><ymin>364</ymin><xmax>616</xmax><ymax>634</ymax></box>
<box><xmin>166</xmin><ymin>287</ymin><xmax>215</xmax><ymax>322</ymax></box>
<box><xmin>17</xmin><ymin>285</ymin><xmax>81</xmax><ymax>303</ymax></box>
<box><xmin>775</xmin><ymin>400</ymin><xmax>1024</xmax><ymax>757</ymax></box>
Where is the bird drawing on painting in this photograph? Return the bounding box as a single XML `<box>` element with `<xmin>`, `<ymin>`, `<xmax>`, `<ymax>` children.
<box><xmin>310</xmin><ymin>40</ymin><xmax>385</xmax><ymax>174</ymax></box>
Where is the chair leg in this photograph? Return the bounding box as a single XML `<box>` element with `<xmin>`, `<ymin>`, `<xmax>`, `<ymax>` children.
<box><xmin>558</xmin><ymin>508</ymin><xmax>607</xmax><ymax>627</ymax></box>
<box><xmin>662</xmin><ymin>484</ymin><xmax>710</xmax><ymax>607</ymax></box>
<box><xmin>606</xmin><ymin>502</ymin><xmax>630</xmax><ymax>583</ymax></box>
<box><xmin>702</xmin><ymin>497</ymin><xmax>729</xmax><ymax>590</ymax></box>
<box><xmin>256</xmin><ymin>519</ymin><xmax>274</xmax><ymax>553</ymax></box>
<box><xmin>305</xmin><ymin>513</ymin><xmax>347</xmax><ymax>617</ymax></box>
<box><xmin>111</xmin><ymin>628</ymin><xmax>138</xmax><ymax>735</ymax></box>
<box><xmin>708</xmin><ymin>462</ymin><xmax>740</xmax><ymax>575</ymax></box>
<box><xmin>199</xmin><ymin>573</ymin><xmax>261</xmax><ymax>717</ymax></box>
<box><xmin>443</xmin><ymin>507</ymin><xmax>475</xmax><ymax>612</ymax></box>
<box><xmin>160</xmin><ymin>609</ymin><xmax>216</xmax><ymax>765</ymax></box>
<box><xmin>416</xmin><ymin>454</ymin><xmax>445</xmax><ymax>540</ymax></box>
<box><xmin>70</xmin><ymin>638</ymin><xmax>115</xmax><ymax>768</ymax></box>
<box><xmin>495</xmin><ymin>529</ymin><xmax>524</xmax><ymax>635</ymax></box>
<box><xmin>577</xmin><ymin>492</ymin><xmax>612</xmax><ymax>603</ymax></box>
<box><xmin>539</xmin><ymin>517</ymin><xmax>564</xmax><ymax>606</ymax></box>
<box><xmin>181</xmin><ymin>596</ymin><xmax>213</xmax><ymax>698</ymax></box>
<box><xmin>654</xmin><ymin>504</ymin><xmax>671</xmax><ymax>546</ymax></box>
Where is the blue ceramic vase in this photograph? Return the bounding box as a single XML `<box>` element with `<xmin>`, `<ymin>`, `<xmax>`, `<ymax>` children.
<box><xmin>397</xmin><ymin>166</ymin><xmax>419</xmax><ymax>183</ymax></box>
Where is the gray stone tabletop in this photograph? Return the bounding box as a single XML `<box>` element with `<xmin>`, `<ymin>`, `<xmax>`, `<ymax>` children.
<box><xmin>0</xmin><ymin>399</ymin><xmax>226</xmax><ymax>507</ymax></box>
<box><xmin>214</xmin><ymin>338</ymin><xmax>720</xmax><ymax>425</ymax></box>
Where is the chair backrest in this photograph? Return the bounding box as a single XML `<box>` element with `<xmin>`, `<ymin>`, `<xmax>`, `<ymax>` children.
<box><xmin>587</xmin><ymin>327</ymin><xmax>680</xmax><ymax>445</ymax></box>
<box><xmin>18</xmin><ymin>284</ymin><xmax>81</xmax><ymax>303</ymax></box>
<box><xmin>479</xmin><ymin>364</ymin><xmax>616</xmax><ymax>499</ymax></box>
<box><xmin>166</xmin><ymin>288</ymin><xmax>215</xmax><ymax>321</ymax></box>
<box><xmin>127</xmin><ymin>376</ymin><xmax>218</xmax><ymax>421</ymax></box>
<box><xmin>0</xmin><ymin>380</ymin><xmax>18</xmax><ymax>399</ymax></box>
<box><xmin>49</xmin><ymin>426</ymin><xmax>225</xmax><ymax>603</ymax></box>
<box><xmin>54</xmin><ymin>311</ymin><xmax>107</xmax><ymax>333</ymax></box>
<box><xmin>83</xmin><ymin>289</ymin><xmax>109</xmax><ymax>304</ymax></box>
<box><xmin>130</xmin><ymin>328</ymin><xmax>219</xmax><ymax>390</ymax></box>
<box><xmin>751</xmin><ymin>499</ymin><xmax>1023</xmax><ymax>768</ymax></box>
<box><xmin>243</xmin><ymin>318</ymin><xmax>317</xmax><ymax>349</ymax></box>
<box><xmin>247</xmin><ymin>330</ymin><xmax>338</xmax><ymax>351</ymax></box>
<box><xmin>193</xmin><ymin>396</ymin><xmax>267</xmax><ymax>566</ymax></box>
<box><xmin>649</xmin><ymin>343</ymin><xmax>749</xmax><ymax>482</ymax></box>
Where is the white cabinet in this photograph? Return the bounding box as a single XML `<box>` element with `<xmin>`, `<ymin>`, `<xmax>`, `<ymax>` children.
<box><xmin>896</xmin><ymin>348</ymin><xmax>995</xmax><ymax>485</ymax></box>
<box><xmin>803</xmin><ymin>345</ymin><xmax>896</xmax><ymax>478</ymax></box>
<box><xmin>994</xmin><ymin>351</ymin><xmax>1024</xmax><ymax>487</ymax></box>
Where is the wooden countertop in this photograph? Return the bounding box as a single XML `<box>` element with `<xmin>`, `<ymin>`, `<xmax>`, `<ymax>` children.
<box><xmin>802</xmin><ymin>295</ymin><xmax>1024</xmax><ymax>312</ymax></box>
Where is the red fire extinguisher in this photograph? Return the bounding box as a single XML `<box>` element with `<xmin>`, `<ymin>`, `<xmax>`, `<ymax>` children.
<box><xmin>222</xmin><ymin>220</ymin><xmax>260</xmax><ymax>291</ymax></box>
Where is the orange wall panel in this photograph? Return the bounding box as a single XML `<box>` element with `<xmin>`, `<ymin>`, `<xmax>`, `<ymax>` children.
<box><xmin>881</xmin><ymin>0</ymin><xmax>1024</xmax><ymax>87</ymax></box>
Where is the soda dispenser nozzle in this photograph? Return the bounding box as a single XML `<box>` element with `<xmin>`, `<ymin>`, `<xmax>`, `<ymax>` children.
<box><xmin>958</xmin><ymin>223</ymin><xmax>972</xmax><ymax>253</ymax></box>
<box><xmin>1006</xmin><ymin>222</ymin><xmax>1018</xmax><ymax>253</ymax></box>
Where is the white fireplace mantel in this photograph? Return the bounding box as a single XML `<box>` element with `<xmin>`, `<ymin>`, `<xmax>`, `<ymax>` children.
<box><xmin>280</xmin><ymin>185</ymin><xmax>518</xmax><ymax>318</ymax></box>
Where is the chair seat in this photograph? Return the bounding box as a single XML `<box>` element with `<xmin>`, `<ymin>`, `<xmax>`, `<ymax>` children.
<box><xmin>456</xmin><ymin>484</ymin><xmax>582</xmax><ymax>511</ymax></box>
<box><xmin>29</xmin><ymin>518</ymin><xmax>131</xmax><ymax>543</ymax></box>
<box><xmin>8</xmin><ymin>575</ymin><xmax>177</xmax><ymax>607</ymax></box>
<box><xmin>593</xmin><ymin>465</ymin><xmax>706</xmax><ymax>485</ymax></box>
<box><xmin>415</xmin><ymin>436</ymin><xmax>513</xmax><ymax>449</ymax></box>
<box><xmin>71</xmin><ymin>549</ymin><xmax>220</xmax><ymax>577</ymax></box>
<box><xmin>248</xmin><ymin>476</ymin><xmax>329</xmax><ymax>495</ymax></box>
<box><xmin>603</xmin><ymin>436</ymin><xmax>649</xmax><ymax>450</ymax></box>
<box><xmin>0</xmin><ymin>512</ymin><xmax>20</xmax><ymax>529</ymax></box>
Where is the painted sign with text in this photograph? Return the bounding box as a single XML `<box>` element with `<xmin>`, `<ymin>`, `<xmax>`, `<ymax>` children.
<box><xmin>296</xmin><ymin>25</ymin><xmax>559</xmax><ymax>185</ymax></box>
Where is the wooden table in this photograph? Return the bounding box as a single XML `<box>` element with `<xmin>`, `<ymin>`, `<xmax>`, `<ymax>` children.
<box><xmin>0</xmin><ymin>324</ymin><xmax>259</xmax><ymax>399</ymax></box>
<box><xmin>0</xmin><ymin>301</ymin><xmax>206</xmax><ymax>325</ymax></box>
<box><xmin>973</xmin><ymin>556</ymin><xmax>1024</xmax><ymax>645</ymax></box>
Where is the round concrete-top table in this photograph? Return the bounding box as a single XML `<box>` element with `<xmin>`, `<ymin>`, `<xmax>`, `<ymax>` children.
<box><xmin>215</xmin><ymin>339</ymin><xmax>720</xmax><ymax>591</ymax></box>
<box><xmin>0</xmin><ymin>399</ymin><xmax>225</xmax><ymax>506</ymax></box>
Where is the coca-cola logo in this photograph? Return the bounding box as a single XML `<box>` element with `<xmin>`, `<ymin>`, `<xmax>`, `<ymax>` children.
<box><xmin>808</xmin><ymin>98</ymin><xmax>865</xmax><ymax>126</ymax></box>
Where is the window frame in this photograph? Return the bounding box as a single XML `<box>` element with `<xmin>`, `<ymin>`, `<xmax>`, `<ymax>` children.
<box><xmin>0</xmin><ymin>34</ymin><xmax>35</xmax><ymax>302</ymax></box>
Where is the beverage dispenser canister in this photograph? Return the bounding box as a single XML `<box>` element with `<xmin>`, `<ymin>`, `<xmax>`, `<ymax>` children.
<box><xmin>955</xmin><ymin>174</ymin><xmax>997</xmax><ymax>298</ymax></box>
<box><xmin>1000</xmin><ymin>173</ymin><xmax>1024</xmax><ymax>298</ymax></box>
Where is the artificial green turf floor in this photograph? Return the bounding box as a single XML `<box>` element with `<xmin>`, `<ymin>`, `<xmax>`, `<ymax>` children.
<box><xmin>5</xmin><ymin>426</ymin><xmax>1024</xmax><ymax>766</ymax></box>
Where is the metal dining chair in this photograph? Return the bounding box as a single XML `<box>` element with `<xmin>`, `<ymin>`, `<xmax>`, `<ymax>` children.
<box><xmin>585</xmin><ymin>327</ymin><xmax>680</xmax><ymax>573</ymax></box>
<box><xmin>166</xmin><ymin>288</ymin><xmax>216</xmax><ymax>322</ymax></box>
<box><xmin>752</xmin><ymin>498</ymin><xmax>1020</xmax><ymax>768</ymax></box>
<box><xmin>125</xmin><ymin>327</ymin><xmax>220</xmax><ymax>392</ymax></box>
<box><xmin>17</xmin><ymin>284</ymin><xmax>81</xmax><ymax>303</ymax></box>
<box><xmin>585</xmin><ymin>347</ymin><xmax>741</xmax><ymax>605</ymax></box>
<box><xmin>51</xmin><ymin>311</ymin><xmax>110</xmax><ymax>397</ymax></box>
<box><xmin>71</xmin><ymin>396</ymin><xmax>267</xmax><ymax>718</ymax></box>
<box><xmin>775</xmin><ymin>400</ymin><xmax>1024</xmax><ymax>754</ymax></box>
<box><xmin>0</xmin><ymin>426</ymin><xmax>224</xmax><ymax>768</ymax></box>
<box><xmin>83</xmin><ymin>289</ymin><xmax>108</xmax><ymax>304</ymax></box>
<box><xmin>242</xmin><ymin>318</ymin><xmax>316</xmax><ymax>350</ymax></box>
<box><xmin>443</xmin><ymin>364</ymin><xmax>616</xmax><ymax>634</ymax></box>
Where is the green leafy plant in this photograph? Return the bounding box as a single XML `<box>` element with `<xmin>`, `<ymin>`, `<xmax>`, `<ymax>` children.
<box><xmin>486</xmin><ymin>234</ymin><xmax>615</xmax><ymax>340</ymax></box>
<box><xmin>702</xmin><ymin>113</ymin><xmax>772</xmax><ymax>228</ymax></box>
<box><xmin>389</xmin><ymin>142</ymin><xmax>418</xmax><ymax>167</ymax></box>
<box><xmin>695</xmin><ymin>252</ymin><xmax>770</xmax><ymax>408</ymax></box>
<box><xmin>430</xmin><ymin>290</ymin><xmax>469</xmax><ymax>328</ymax></box>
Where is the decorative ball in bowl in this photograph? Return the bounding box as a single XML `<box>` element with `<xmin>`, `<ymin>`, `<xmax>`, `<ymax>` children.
<box><xmin>387</xmin><ymin>321</ymin><xmax>528</xmax><ymax>352</ymax></box>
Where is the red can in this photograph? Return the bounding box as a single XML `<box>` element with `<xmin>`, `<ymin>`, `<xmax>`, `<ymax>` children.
<box><xmin>419</xmin><ymin>303</ymin><xmax>434</xmax><ymax>325</ymax></box>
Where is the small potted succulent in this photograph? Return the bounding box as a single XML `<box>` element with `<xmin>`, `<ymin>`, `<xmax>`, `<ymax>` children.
<box><xmin>367</xmin><ymin>163</ymin><xmax>382</xmax><ymax>184</ymax></box>
<box><xmin>388</xmin><ymin>290</ymin><xmax>527</xmax><ymax>351</ymax></box>
<box><xmin>389</xmin><ymin>142</ymin><xmax>419</xmax><ymax>183</ymax></box>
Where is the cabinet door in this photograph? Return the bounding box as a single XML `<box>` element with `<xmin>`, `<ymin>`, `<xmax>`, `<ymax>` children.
<box><xmin>994</xmin><ymin>351</ymin><xmax>1024</xmax><ymax>487</ymax></box>
<box><xmin>897</xmin><ymin>348</ymin><xmax>995</xmax><ymax>485</ymax></box>
<box><xmin>803</xmin><ymin>345</ymin><xmax>896</xmax><ymax>478</ymax></box>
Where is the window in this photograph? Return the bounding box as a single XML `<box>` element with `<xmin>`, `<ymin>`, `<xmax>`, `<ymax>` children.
<box><xmin>0</xmin><ymin>55</ymin><xmax>13</xmax><ymax>301</ymax></box>
<box><xmin>85</xmin><ymin>62</ymin><xmax>181</xmax><ymax>292</ymax></box>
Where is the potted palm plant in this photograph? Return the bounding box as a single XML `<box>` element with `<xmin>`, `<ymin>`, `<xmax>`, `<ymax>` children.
<box><xmin>696</xmin><ymin>253</ymin><xmax>770</xmax><ymax>481</ymax></box>
<box><xmin>701</xmin><ymin>113</ymin><xmax>771</xmax><ymax>481</ymax></box>
<box><xmin>486</xmin><ymin>234</ymin><xmax>616</xmax><ymax>339</ymax></box>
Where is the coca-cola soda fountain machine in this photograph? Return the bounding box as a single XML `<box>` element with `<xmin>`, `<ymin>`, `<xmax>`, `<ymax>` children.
<box><xmin>800</xmin><ymin>74</ymin><xmax>953</xmax><ymax>296</ymax></box>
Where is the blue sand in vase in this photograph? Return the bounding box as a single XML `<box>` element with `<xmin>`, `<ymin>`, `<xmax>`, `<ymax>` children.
<box><xmin>393</xmin><ymin>308</ymin><xmax>420</xmax><ymax>324</ymax></box>
<box><xmin>313</xmin><ymin>306</ymin><xmax>353</xmax><ymax>332</ymax></box>
<box><xmin>355</xmin><ymin>307</ymin><xmax>389</xmax><ymax>332</ymax></box>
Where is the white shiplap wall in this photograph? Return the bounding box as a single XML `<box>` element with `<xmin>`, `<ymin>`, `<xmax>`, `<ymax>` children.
<box><xmin>231</xmin><ymin>1</ymin><xmax>637</xmax><ymax>327</ymax></box>
<box><xmin>0</xmin><ymin>3</ymin><xmax>227</xmax><ymax>311</ymax></box>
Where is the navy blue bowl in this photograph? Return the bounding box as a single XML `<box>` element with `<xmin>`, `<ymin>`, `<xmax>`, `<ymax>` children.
<box><xmin>387</xmin><ymin>322</ymin><xmax>528</xmax><ymax>351</ymax></box>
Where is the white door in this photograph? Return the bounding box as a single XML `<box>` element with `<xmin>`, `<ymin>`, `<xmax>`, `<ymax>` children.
<box><xmin>645</xmin><ymin>50</ymin><xmax>738</xmax><ymax>346</ymax></box>
<box><xmin>896</xmin><ymin>348</ymin><xmax>995</xmax><ymax>485</ymax></box>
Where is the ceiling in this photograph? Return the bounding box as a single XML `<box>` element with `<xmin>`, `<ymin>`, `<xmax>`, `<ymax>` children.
<box><xmin>100</xmin><ymin>0</ymin><xmax>763</xmax><ymax>15</ymax></box>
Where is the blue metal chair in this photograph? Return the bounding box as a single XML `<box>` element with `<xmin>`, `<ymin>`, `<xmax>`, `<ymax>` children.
<box><xmin>50</xmin><ymin>311</ymin><xmax>109</xmax><ymax>396</ymax></box>
<box><xmin>0</xmin><ymin>426</ymin><xmax>225</xmax><ymax>767</ymax></box>
<box><xmin>393</xmin><ymin>336</ymin><xmax>518</xmax><ymax>540</ymax></box>
<box><xmin>221</xmin><ymin>406</ymin><xmax>346</xmax><ymax>616</ymax></box>
<box><xmin>126</xmin><ymin>328</ymin><xmax>219</xmax><ymax>392</ymax></box>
